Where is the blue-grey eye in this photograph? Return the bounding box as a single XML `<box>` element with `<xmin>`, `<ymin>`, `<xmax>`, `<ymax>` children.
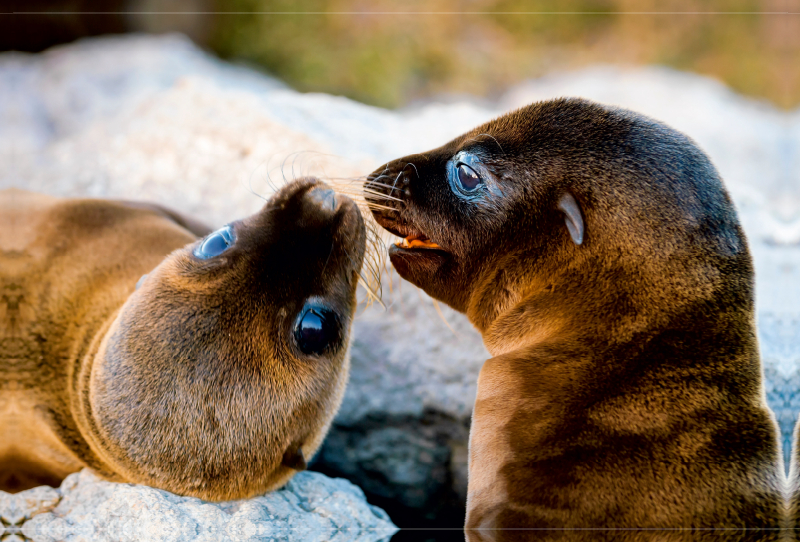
<box><xmin>457</xmin><ymin>163</ymin><xmax>482</xmax><ymax>191</ymax></box>
<box><xmin>294</xmin><ymin>307</ymin><xmax>340</xmax><ymax>355</ymax></box>
<box><xmin>194</xmin><ymin>226</ymin><xmax>234</xmax><ymax>259</ymax></box>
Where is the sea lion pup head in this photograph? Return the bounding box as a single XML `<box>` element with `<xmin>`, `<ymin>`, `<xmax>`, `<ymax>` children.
<box><xmin>78</xmin><ymin>178</ymin><xmax>366</xmax><ymax>500</ymax></box>
<box><xmin>366</xmin><ymin>98</ymin><xmax>749</xmax><ymax>354</ymax></box>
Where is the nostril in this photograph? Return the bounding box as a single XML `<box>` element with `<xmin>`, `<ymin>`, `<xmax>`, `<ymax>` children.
<box><xmin>307</xmin><ymin>187</ymin><xmax>337</xmax><ymax>212</ymax></box>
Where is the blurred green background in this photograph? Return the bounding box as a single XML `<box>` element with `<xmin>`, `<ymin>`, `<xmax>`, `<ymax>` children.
<box><xmin>205</xmin><ymin>0</ymin><xmax>798</xmax><ymax>108</ymax></box>
<box><xmin>8</xmin><ymin>0</ymin><xmax>799</xmax><ymax>109</ymax></box>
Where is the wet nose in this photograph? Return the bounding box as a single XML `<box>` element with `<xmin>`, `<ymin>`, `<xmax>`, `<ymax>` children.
<box><xmin>306</xmin><ymin>186</ymin><xmax>338</xmax><ymax>213</ymax></box>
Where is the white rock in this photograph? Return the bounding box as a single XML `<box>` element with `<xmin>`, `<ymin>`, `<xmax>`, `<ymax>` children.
<box><xmin>0</xmin><ymin>484</ymin><xmax>60</xmax><ymax>525</ymax></box>
<box><xmin>15</xmin><ymin>470</ymin><xmax>396</xmax><ymax>542</ymax></box>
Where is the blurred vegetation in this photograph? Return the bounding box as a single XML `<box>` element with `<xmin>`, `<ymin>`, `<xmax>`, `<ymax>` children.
<box><xmin>207</xmin><ymin>0</ymin><xmax>799</xmax><ymax>109</ymax></box>
<box><xmin>8</xmin><ymin>0</ymin><xmax>796</xmax><ymax>108</ymax></box>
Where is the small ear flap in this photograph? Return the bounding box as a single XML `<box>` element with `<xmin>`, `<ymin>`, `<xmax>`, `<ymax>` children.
<box><xmin>135</xmin><ymin>274</ymin><xmax>149</xmax><ymax>290</ymax></box>
<box><xmin>282</xmin><ymin>444</ymin><xmax>307</xmax><ymax>471</ymax></box>
<box><xmin>557</xmin><ymin>193</ymin><xmax>584</xmax><ymax>246</ymax></box>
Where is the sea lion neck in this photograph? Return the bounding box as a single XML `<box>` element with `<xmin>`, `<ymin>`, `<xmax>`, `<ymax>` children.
<box><xmin>477</xmin><ymin>262</ymin><xmax>763</xmax><ymax>396</ymax></box>
<box><xmin>472</xmin><ymin>274</ymin><xmax>626</xmax><ymax>360</ymax></box>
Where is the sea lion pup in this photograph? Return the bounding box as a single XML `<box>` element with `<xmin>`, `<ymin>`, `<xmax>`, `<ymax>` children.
<box><xmin>0</xmin><ymin>179</ymin><xmax>366</xmax><ymax>500</ymax></box>
<box><xmin>364</xmin><ymin>99</ymin><xmax>786</xmax><ymax>539</ymax></box>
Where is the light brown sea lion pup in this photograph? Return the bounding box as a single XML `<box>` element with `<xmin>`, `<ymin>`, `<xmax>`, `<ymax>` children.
<box><xmin>0</xmin><ymin>178</ymin><xmax>366</xmax><ymax>500</ymax></box>
<box><xmin>365</xmin><ymin>98</ymin><xmax>786</xmax><ymax>540</ymax></box>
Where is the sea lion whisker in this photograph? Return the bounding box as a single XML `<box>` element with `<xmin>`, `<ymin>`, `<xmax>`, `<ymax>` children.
<box><xmin>274</xmin><ymin>150</ymin><xmax>348</xmax><ymax>186</ymax></box>
<box><xmin>324</xmin><ymin>174</ymin><xmax>372</xmax><ymax>183</ymax></box>
<box><xmin>365</xmin><ymin>171</ymin><xmax>393</xmax><ymax>181</ymax></box>
<box><xmin>244</xmin><ymin>154</ymin><xmax>284</xmax><ymax>200</ymax></box>
<box><xmin>431</xmin><ymin>299</ymin><xmax>460</xmax><ymax>338</ymax></box>
<box><xmin>291</xmin><ymin>152</ymin><xmax>303</xmax><ymax>180</ymax></box>
<box><xmin>263</xmin><ymin>154</ymin><xmax>287</xmax><ymax>194</ymax></box>
<box><xmin>369</xmin><ymin>165</ymin><xmax>391</xmax><ymax>180</ymax></box>
<box><xmin>390</xmin><ymin>170</ymin><xmax>405</xmax><ymax>194</ymax></box>
<box><xmin>364</xmin><ymin>174</ymin><xmax>397</xmax><ymax>185</ymax></box>
<box><xmin>329</xmin><ymin>185</ymin><xmax>400</xmax><ymax>200</ymax></box>
<box><xmin>243</xmin><ymin>162</ymin><xmax>270</xmax><ymax>202</ymax></box>
<box><xmin>347</xmin><ymin>221</ymin><xmax>386</xmax><ymax>301</ymax></box>
<box><xmin>342</xmin><ymin>246</ymin><xmax>384</xmax><ymax>308</ymax></box>
<box><xmin>289</xmin><ymin>151</ymin><xmax>312</xmax><ymax>180</ymax></box>
<box><xmin>279</xmin><ymin>152</ymin><xmax>296</xmax><ymax>184</ymax></box>
<box><xmin>356</xmin><ymin>271</ymin><xmax>384</xmax><ymax>309</ymax></box>
<box><xmin>402</xmin><ymin>162</ymin><xmax>419</xmax><ymax>178</ymax></box>
<box><xmin>466</xmin><ymin>133</ymin><xmax>505</xmax><ymax>154</ymax></box>
<box><xmin>365</xmin><ymin>229</ymin><xmax>386</xmax><ymax>267</ymax></box>
<box><xmin>360</xmin><ymin>197</ymin><xmax>391</xmax><ymax>207</ymax></box>
<box><xmin>361</xmin><ymin>203</ymin><xmax>398</xmax><ymax>212</ymax></box>
<box><xmin>363</xmin><ymin>180</ymin><xmax>404</xmax><ymax>193</ymax></box>
<box><xmin>357</xmin><ymin>281</ymin><xmax>383</xmax><ymax>309</ymax></box>
<box><xmin>361</xmin><ymin>189</ymin><xmax>403</xmax><ymax>202</ymax></box>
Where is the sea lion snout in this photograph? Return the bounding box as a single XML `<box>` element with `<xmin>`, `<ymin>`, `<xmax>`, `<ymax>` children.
<box><xmin>364</xmin><ymin>164</ymin><xmax>410</xmax><ymax>232</ymax></box>
<box><xmin>306</xmin><ymin>186</ymin><xmax>338</xmax><ymax>213</ymax></box>
<box><xmin>267</xmin><ymin>178</ymin><xmax>364</xmax><ymax>246</ymax></box>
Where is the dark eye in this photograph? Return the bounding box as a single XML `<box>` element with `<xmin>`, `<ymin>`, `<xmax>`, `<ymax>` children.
<box><xmin>294</xmin><ymin>307</ymin><xmax>341</xmax><ymax>355</ymax></box>
<box><xmin>457</xmin><ymin>163</ymin><xmax>482</xmax><ymax>191</ymax></box>
<box><xmin>194</xmin><ymin>226</ymin><xmax>234</xmax><ymax>259</ymax></box>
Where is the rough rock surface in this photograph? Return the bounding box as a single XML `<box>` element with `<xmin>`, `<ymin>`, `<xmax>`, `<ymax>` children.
<box><xmin>2</xmin><ymin>33</ymin><xmax>799</xmax><ymax>529</ymax></box>
<box><xmin>0</xmin><ymin>470</ymin><xmax>396</xmax><ymax>542</ymax></box>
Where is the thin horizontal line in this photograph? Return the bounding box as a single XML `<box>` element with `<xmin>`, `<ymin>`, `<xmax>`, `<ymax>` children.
<box><xmin>6</xmin><ymin>11</ymin><xmax>800</xmax><ymax>15</ymax></box>
<box><xmin>400</xmin><ymin>527</ymin><xmax>787</xmax><ymax>531</ymax></box>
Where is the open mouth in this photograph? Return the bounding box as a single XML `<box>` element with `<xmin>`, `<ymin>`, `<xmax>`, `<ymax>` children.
<box><xmin>371</xmin><ymin>213</ymin><xmax>448</xmax><ymax>255</ymax></box>
<box><xmin>395</xmin><ymin>233</ymin><xmax>441</xmax><ymax>250</ymax></box>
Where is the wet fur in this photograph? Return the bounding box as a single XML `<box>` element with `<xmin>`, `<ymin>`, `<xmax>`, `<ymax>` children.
<box><xmin>0</xmin><ymin>180</ymin><xmax>366</xmax><ymax>500</ymax></box>
<box><xmin>366</xmin><ymin>99</ymin><xmax>787</xmax><ymax>539</ymax></box>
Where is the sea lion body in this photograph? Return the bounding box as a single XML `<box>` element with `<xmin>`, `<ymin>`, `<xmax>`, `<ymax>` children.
<box><xmin>0</xmin><ymin>179</ymin><xmax>366</xmax><ymax>499</ymax></box>
<box><xmin>366</xmin><ymin>99</ymin><xmax>786</xmax><ymax>538</ymax></box>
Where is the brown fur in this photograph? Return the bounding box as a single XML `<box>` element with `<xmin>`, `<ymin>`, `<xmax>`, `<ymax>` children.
<box><xmin>790</xmin><ymin>425</ymin><xmax>800</xmax><ymax>537</ymax></box>
<box><xmin>365</xmin><ymin>99</ymin><xmax>787</xmax><ymax>540</ymax></box>
<box><xmin>0</xmin><ymin>179</ymin><xmax>366</xmax><ymax>500</ymax></box>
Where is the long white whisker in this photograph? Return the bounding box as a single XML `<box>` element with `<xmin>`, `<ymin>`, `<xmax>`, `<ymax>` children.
<box><xmin>361</xmin><ymin>189</ymin><xmax>403</xmax><ymax>202</ymax></box>
<box><xmin>360</xmin><ymin>203</ymin><xmax>397</xmax><ymax>212</ymax></box>
<box><xmin>365</xmin><ymin>181</ymin><xmax>404</xmax><ymax>193</ymax></box>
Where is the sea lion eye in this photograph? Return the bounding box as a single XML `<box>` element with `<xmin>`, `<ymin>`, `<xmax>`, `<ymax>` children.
<box><xmin>194</xmin><ymin>226</ymin><xmax>234</xmax><ymax>259</ymax></box>
<box><xmin>294</xmin><ymin>306</ymin><xmax>340</xmax><ymax>355</ymax></box>
<box><xmin>457</xmin><ymin>163</ymin><xmax>482</xmax><ymax>191</ymax></box>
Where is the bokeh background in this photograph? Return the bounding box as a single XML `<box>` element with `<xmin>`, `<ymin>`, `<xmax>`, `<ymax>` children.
<box><xmin>4</xmin><ymin>3</ymin><xmax>800</xmax><ymax>541</ymax></box>
<box><xmin>7</xmin><ymin>0</ymin><xmax>799</xmax><ymax>109</ymax></box>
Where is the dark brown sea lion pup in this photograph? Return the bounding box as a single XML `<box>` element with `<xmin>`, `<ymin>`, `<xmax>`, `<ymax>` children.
<box><xmin>0</xmin><ymin>178</ymin><xmax>366</xmax><ymax>500</ymax></box>
<box><xmin>365</xmin><ymin>99</ymin><xmax>786</xmax><ymax>539</ymax></box>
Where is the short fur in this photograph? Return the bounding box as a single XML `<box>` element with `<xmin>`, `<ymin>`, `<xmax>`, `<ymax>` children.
<box><xmin>0</xmin><ymin>179</ymin><xmax>366</xmax><ymax>499</ymax></box>
<box><xmin>790</xmin><ymin>424</ymin><xmax>800</xmax><ymax>536</ymax></box>
<box><xmin>365</xmin><ymin>99</ymin><xmax>787</xmax><ymax>540</ymax></box>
